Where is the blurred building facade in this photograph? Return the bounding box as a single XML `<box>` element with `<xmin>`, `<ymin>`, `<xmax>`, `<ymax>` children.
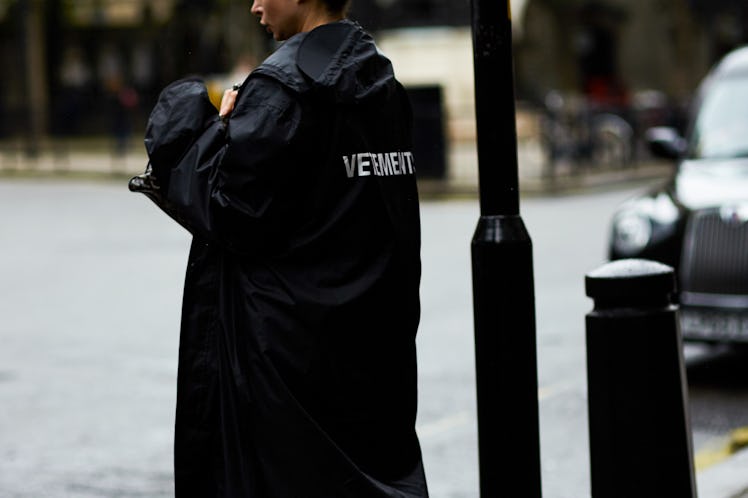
<box><xmin>367</xmin><ymin>0</ymin><xmax>748</xmax><ymax>182</ymax></box>
<box><xmin>2</xmin><ymin>0</ymin><xmax>748</xmax><ymax>168</ymax></box>
<box><xmin>0</xmin><ymin>0</ymin><xmax>266</xmax><ymax>144</ymax></box>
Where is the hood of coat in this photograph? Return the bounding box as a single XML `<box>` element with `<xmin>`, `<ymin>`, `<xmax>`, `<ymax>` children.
<box><xmin>254</xmin><ymin>19</ymin><xmax>398</xmax><ymax>103</ymax></box>
<box><xmin>143</xmin><ymin>77</ymin><xmax>217</xmax><ymax>174</ymax></box>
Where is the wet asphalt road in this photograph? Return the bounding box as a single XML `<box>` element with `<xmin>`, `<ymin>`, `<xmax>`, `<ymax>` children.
<box><xmin>0</xmin><ymin>178</ymin><xmax>746</xmax><ymax>497</ymax></box>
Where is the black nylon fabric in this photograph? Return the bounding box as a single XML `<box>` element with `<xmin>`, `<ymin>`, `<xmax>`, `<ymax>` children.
<box><xmin>137</xmin><ymin>19</ymin><xmax>428</xmax><ymax>497</ymax></box>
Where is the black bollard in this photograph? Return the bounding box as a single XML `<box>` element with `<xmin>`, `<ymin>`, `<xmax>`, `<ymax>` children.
<box><xmin>469</xmin><ymin>0</ymin><xmax>542</xmax><ymax>496</ymax></box>
<box><xmin>585</xmin><ymin>259</ymin><xmax>696</xmax><ymax>498</ymax></box>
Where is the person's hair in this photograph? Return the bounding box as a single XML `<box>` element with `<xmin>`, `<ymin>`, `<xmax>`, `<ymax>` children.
<box><xmin>321</xmin><ymin>0</ymin><xmax>351</xmax><ymax>15</ymax></box>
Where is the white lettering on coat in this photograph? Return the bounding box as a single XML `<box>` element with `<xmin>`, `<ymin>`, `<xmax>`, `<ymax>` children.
<box><xmin>342</xmin><ymin>151</ymin><xmax>416</xmax><ymax>178</ymax></box>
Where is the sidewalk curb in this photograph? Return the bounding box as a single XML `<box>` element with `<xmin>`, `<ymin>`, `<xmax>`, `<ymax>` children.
<box><xmin>2</xmin><ymin>138</ymin><xmax>674</xmax><ymax>199</ymax></box>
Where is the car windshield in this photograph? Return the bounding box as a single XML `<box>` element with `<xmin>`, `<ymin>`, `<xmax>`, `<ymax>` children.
<box><xmin>690</xmin><ymin>75</ymin><xmax>748</xmax><ymax>159</ymax></box>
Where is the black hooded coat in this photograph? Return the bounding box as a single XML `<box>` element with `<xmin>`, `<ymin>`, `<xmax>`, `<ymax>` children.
<box><xmin>133</xmin><ymin>20</ymin><xmax>428</xmax><ymax>497</ymax></box>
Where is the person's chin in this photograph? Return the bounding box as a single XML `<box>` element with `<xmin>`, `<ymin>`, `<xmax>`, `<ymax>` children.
<box><xmin>262</xmin><ymin>25</ymin><xmax>278</xmax><ymax>40</ymax></box>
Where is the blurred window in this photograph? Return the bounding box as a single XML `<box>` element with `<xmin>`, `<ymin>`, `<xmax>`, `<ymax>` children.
<box><xmin>691</xmin><ymin>75</ymin><xmax>748</xmax><ymax>159</ymax></box>
<box><xmin>63</xmin><ymin>0</ymin><xmax>174</xmax><ymax>27</ymax></box>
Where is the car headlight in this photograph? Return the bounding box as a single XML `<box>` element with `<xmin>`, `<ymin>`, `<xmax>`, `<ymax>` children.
<box><xmin>613</xmin><ymin>212</ymin><xmax>653</xmax><ymax>255</ymax></box>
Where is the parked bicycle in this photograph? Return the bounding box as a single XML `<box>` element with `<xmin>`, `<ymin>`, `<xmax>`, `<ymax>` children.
<box><xmin>540</xmin><ymin>90</ymin><xmax>635</xmax><ymax>177</ymax></box>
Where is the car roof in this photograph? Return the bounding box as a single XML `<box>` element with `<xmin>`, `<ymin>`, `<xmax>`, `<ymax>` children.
<box><xmin>714</xmin><ymin>45</ymin><xmax>748</xmax><ymax>77</ymax></box>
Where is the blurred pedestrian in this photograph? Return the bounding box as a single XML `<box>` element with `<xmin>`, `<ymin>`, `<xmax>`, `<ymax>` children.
<box><xmin>131</xmin><ymin>0</ymin><xmax>428</xmax><ymax>496</ymax></box>
<box><xmin>108</xmin><ymin>74</ymin><xmax>139</xmax><ymax>157</ymax></box>
<box><xmin>53</xmin><ymin>45</ymin><xmax>92</xmax><ymax>137</ymax></box>
<box><xmin>98</xmin><ymin>45</ymin><xmax>140</xmax><ymax>158</ymax></box>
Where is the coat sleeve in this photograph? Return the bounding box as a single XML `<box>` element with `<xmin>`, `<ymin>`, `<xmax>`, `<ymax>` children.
<box><xmin>154</xmin><ymin>76</ymin><xmax>302</xmax><ymax>253</ymax></box>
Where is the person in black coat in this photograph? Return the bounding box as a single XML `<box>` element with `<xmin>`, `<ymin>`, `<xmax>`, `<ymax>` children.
<box><xmin>131</xmin><ymin>0</ymin><xmax>428</xmax><ymax>496</ymax></box>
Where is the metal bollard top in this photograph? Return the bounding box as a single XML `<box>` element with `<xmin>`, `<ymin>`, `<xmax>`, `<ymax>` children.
<box><xmin>586</xmin><ymin>258</ymin><xmax>675</xmax><ymax>306</ymax></box>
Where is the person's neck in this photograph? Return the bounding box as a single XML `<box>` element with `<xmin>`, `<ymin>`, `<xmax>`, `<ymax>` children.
<box><xmin>300</xmin><ymin>10</ymin><xmax>345</xmax><ymax>33</ymax></box>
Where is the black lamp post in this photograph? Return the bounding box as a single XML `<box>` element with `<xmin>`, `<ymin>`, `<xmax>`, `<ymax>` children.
<box><xmin>469</xmin><ymin>1</ymin><xmax>542</xmax><ymax>496</ymax></box>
